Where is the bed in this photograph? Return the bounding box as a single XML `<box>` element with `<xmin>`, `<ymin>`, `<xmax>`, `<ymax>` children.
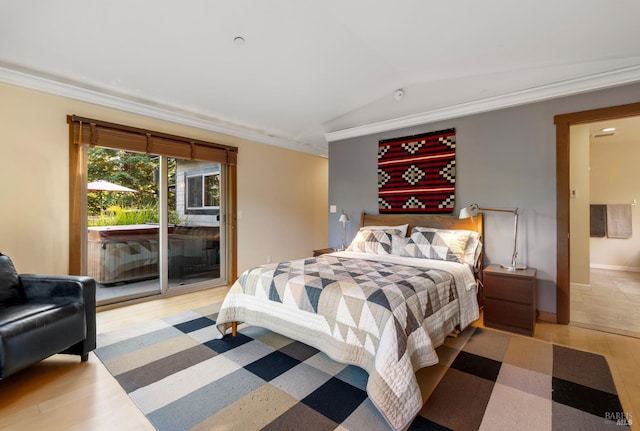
<box><xmin>216</xmin><ymin>212</ymin><xmax>483</xmax><ymax>430</ymax></box>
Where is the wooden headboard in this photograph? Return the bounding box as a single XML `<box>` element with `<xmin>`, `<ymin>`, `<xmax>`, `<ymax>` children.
<box><xmin>360</xmin><ymin>212</ymin><xmax>484</xmax><ymax>240</ymax></box>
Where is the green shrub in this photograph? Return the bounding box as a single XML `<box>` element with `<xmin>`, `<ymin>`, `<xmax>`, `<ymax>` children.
<box><xmin>88</xmin><ymin>205</ymin><xmax>182</xmax><ymax>226</ymax></box>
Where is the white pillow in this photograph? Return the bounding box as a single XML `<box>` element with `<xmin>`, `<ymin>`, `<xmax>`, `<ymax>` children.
<box><xmin>402</xmin><ymin>227</ymin><xmax>472</xmax><ymax>263</ymax></box>
<box><xmin>360</xmin><ymin>224</ymin><xmax>409</xmax><ymax>237</ymax></box>
<box><xmin>347</xmin><ymin>229</ymin><xmax>400</xmax><ymax>254</ymax></box>
<box><xmin>464</xmin><ymin>231</ymin><xmax>483</xmax><ymax>268</ymax></box>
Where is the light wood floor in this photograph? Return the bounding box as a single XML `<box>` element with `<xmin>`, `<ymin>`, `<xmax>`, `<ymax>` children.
<box><xmin>1</xmin><ymin>287</ymin><xmax>638</xmax><ymax>431</ymax></box>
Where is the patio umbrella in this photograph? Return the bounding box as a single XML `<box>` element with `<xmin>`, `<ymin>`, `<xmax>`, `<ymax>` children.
<box><xmin>88</xmin><ymin>180</ymin><xmax>136</xmax><ymax>210</ymax></box>
<box><xmin>88</xmin><ymin>180</ymin><xmax>136</xmax><ymax>193</ymax></box>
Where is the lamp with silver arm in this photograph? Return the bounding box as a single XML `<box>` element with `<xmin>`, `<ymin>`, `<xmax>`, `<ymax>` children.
<box><xmin>459</xmin><ymin>203</ymin><xmax>526</xmax><ymax>271</ymax></box>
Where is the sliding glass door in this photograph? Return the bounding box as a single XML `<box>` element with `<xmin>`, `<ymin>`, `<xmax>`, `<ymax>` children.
<box><xmin>86</xmin><ymin>149</ymin><xmax>226</xmax><ymax>305</ymax></box>
<box><xmin>167</xmin><ymin>159</ymin><xmax>225</xmax><ymax>290</ymax></box>
<box><xmin>68</xmin><ymin>115</ymin><xmax>236</xmax><ymax>306</ymax></box>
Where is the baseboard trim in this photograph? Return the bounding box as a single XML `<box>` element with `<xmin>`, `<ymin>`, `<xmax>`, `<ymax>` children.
<box><xmin>570</xmin><ymin>282</ymin><xmax>591</xmax><ymax>291</ymax></box>
<box><xmin>570</xmin><ymin>321</ymin><xmax>640</xmax><ymax>339</ymax></box>
<box><xmin>590</xmin><ymin>263</ymin><xmax>640</xmax><ymax>273</ymax></box>
<box><xmin>537</xmin><ymin>310</ymin><xmax>557</xmax><ymax>323</ymax></box>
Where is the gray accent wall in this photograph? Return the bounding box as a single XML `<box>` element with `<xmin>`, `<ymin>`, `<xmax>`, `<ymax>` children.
<box><xmin>328</xmin><ymin>82</ymin><xmax>640</xmax><ymax>314</ymax></box>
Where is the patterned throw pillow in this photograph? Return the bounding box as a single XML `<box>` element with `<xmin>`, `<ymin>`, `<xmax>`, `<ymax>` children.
<box><xmin>346</xmin><ymin>229</ymin><xmax>400</xmax><ymax>254</ymax></box>
<box><xmin>391</xmin><ymin>235</ymin><xmax>411</xmax><ymax>255</ymax></box>
<box><xmin>359</xmin><ymin>224</ymin><xmax>409</xmax><ymax>237</ymax></box>
<box><xmin>402</xmin><ymin>227</ymin><xmax>472</xmax><ymax>263</ymax></box>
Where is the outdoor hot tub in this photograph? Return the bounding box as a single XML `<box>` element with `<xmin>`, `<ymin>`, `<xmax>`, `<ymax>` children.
<box><xmin>87</xmin><ymin>225</ymin><xmax>159</xmax><ymax>285</ymax></box>
<box><xmin>87</xmin><ymin>224</ymin><xmax>220</xmax><ymax>285</ymax></box>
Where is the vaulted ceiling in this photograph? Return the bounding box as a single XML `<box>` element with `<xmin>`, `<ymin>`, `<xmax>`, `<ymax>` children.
<box><xmin>1</xmin><ymin>1</ymin><xmax>640</xmax><ymax>157</ymax></box>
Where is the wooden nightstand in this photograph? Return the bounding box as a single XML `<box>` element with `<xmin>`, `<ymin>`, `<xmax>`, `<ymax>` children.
<box><xmin>313</xmin><ymin>248</ymin><xmax>336</xmax><ymax>257</ymax></box>
<box><xmin>483</xmin><ymin>264</ymin><xmax>537</xmax><ymax>336</ymax></box>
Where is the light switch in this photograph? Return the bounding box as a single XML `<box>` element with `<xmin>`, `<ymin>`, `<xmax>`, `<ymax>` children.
<box><xmin>330</xmin><ymin>205</ymin><xmax>337</xmax><ymax>213</ymax></box>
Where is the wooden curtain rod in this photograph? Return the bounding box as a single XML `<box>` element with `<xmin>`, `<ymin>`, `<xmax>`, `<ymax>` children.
<box><xmin>67</xmin><ymin>115</ymin><xmax>237</xmax><ymax>153</ymax></box>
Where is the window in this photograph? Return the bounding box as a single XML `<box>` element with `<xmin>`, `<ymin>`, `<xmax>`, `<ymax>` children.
<box><xmin>187</xmin><ymin>173</ymin><xmax>220</xmax><ymax>209</ymax></box>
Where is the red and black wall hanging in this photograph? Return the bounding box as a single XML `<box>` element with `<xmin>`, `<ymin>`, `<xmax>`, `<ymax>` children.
<box><xmin>378</xmin><ymin>128</ymin><xmax>456</xmax><ymax>213</ymax></box>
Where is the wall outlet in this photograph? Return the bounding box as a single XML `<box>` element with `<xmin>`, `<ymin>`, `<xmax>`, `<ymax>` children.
<box><xmin>267</xmin><ymin>255</ymin><xmax>272</xmax><ymax>263</ymax></box>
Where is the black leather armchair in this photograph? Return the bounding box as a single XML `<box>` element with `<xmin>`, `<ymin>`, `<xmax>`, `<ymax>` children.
<box><xmin>0</xmin><ymin>253</ymin><xmax>96</xmax><ymax>379</ymax></box>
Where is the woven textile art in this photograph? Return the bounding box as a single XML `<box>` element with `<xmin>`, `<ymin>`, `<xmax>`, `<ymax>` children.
<box><xmin>378</xmin><ymin>128</ymin><xmax>456</xmax><ymax>213</ymax></box>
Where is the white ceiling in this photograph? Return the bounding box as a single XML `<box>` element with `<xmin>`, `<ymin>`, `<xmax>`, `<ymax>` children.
<box><xmin>2</xmin><ymin>0</ymin><xmax>640</xmax><ymax>157</ymax></box>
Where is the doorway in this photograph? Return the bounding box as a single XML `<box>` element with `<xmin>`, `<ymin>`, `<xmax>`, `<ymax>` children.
<box><xmin>555</xmin><ymin>102</ymin><xmax>640</xmax><ymax>327</ymax></box>
<box><xmin>568</xmin><ymin>117</ymin><xmax>640</xmax><ymax>337</ymax></box>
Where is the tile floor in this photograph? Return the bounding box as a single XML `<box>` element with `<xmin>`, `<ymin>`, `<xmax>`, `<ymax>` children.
<box><xmin>571</xmin><ymin>268</ymin><xmax>640</xmax><ymax>337</ymax></box>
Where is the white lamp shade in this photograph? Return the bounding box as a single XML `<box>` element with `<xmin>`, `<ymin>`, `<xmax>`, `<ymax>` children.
<box><xmin>459</xmin><ymin>204</ymin><xmax>478</xmax><ymax>219</ymax></box>
<box><xmin>338</xmin><ymin>213</ymin><xmax>349</xmax><ymax>223</ymax></box>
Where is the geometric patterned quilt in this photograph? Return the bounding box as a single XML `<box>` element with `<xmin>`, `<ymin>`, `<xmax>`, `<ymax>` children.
<box><xmin>378</xmin><ymin>128</ymin><xmax>456</xmax><ymax>213</ymax></box>
<box><xmin>216</xmin><ymin>255</ymin><xmax>466</xmax><ymax>430</ymax></box>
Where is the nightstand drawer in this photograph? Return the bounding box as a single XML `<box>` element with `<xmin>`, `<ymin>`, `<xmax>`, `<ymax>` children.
<box><xmin>484</xmin><ymin>273</ymin><xmax>534</xmax><ymax>304</ymax></box>
<box><xmin>482</xmin><ymin>264</ymin><xmax>536</xmax><ymax>336</ymax></box>
<box><xmin>484</xmin><ymin>298</ymin><xmax>535</xmax><ymax>335</ymax></box>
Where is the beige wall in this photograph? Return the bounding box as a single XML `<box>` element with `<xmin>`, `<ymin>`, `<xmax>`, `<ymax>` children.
<box><xmin>569</xmin><ymin>124</ymin><xmax>591</xmax><ymax>286</ymax></box>
<box><xmin>0</xmin><ymin>83</ymin><xmax>328</xmax><ymax>277</ymax></box>
<box><xmin>237</xmin><ymin>141</ymin><xmax>328</xmax><ymax>268</ymax></box>
<box><xmin>590</xmin><ymin>130</ymin><xmax>640</xmax><ymax>270</ymax></box>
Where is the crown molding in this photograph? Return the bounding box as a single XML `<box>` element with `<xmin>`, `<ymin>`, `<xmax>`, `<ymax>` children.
<box><xmin>325</xmin><ymin>65</ymin><xmax>640</xmax><ymax>142</ymax></box>
<box><xmin>0</xmin><ymin>65</ymin><xmax>328</xmax><ymax>157</ymax></box>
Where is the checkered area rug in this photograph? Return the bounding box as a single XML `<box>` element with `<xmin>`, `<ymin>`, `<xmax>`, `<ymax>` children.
<box><xmin>95</xmin><ymin>303</ymin><xmax>630</xmax><ymax>431</ymax></box>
